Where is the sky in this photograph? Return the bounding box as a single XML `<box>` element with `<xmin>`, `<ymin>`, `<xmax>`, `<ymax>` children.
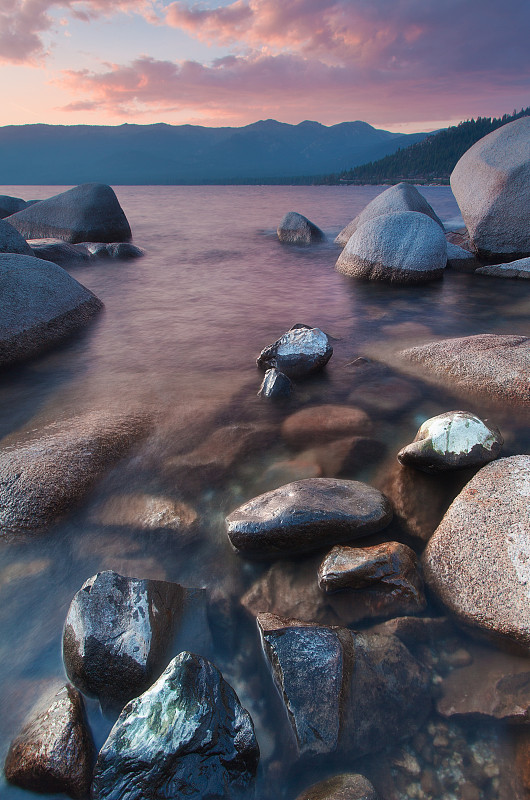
<box><xmin>1</xmin><ymin>0</ymin><xmax>529</xmax><ymax>132</ymax></box>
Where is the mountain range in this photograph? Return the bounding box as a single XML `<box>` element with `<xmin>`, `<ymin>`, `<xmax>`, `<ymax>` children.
<box><xmin>0</xmin><ymin>120</ymin><xmax>430</xmax><ymax>184</ymax></box>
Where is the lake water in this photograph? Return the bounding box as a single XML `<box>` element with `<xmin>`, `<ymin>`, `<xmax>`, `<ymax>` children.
<box><xmin>0</xmin><ymin>185</ymin><xmax>529</xmax><ymax>800</ymax></box>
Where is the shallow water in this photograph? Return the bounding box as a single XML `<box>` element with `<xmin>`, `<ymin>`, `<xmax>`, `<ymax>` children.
<box><xmin>0</xmin><ymin>185</ymin><xmax>529</xmax><ymax>800</ymax></box>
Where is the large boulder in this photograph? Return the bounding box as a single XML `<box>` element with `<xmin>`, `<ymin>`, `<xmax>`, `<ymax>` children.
<box><xmin>277</xmin><ymin>211</ymin><xmax>324</xmax><ymax>244</ymax></box>
<box><xmin>0</xmin><ymin>218</ymin><xmax>32</xmax><ymax>255</ymax></box>
<box><xmin>0</xmin><ymin>409</ymin><xmax>151</xmax><ymax>536</ymax></box>
<box><xmin>257</xmin><ymin>324</ymin><xmax>333</xmax><ymax>379</ymax></box>
<box><xmin>0</xmin><ymin>194</ymin><xmax>27</xmax><ymax>218</ymax></box>
<box><xmin>91</xmin><ymin>652</ymin><xmax>259</xmax><ymax>800</ymax></box>
<box><xmin>4</xmin><ymin>684</ymin><xmax>94</xmax><ymax>799</ymax></box>
<box><xmin>335</xmin><ymin>183</ymin><xmax>443</xmax><ymax>247</ymax></box>
<box><xmin>450</xmin><ymin>117</ymin><xmax>530</xmax><ymax>260</ymax></box>
<box><xmin>0</xmin><ymin>253</ymin><xmax>103</xmax><ymax>368</ymax></box>
<box><xmin>63</xmin><ymin>571</ymin><xmax>210</xmax><ymax>709</ymax></box>
<box><xmin>476</xmin><ymin>256</ymin><xmax>530</xmax><ymax>279</ymax></box>
<box><xmin>226</xmin><ymin>478</ymin><xmax>393</xmax><ymax>558</ymax></box>
<box><xmin>422</xmin><ymin>455</ymin><xmax>530</xmax><ymax>649</ymax></box>
<box><xmin>336</xmin><ymin>211</ymin><xmax>447</xmax><ymax>285</ymax></box>
<box><xmin>6</xmin><ymin>183</ymin><xmax>132</xmax><ymax>244</ymax></box>
<box><xmin>258</xmin><ymin>613</ymin><xmax>430</xmax><ymax>760</ymax></box>
<box><xmin>400</xmin><ymin>334</ymin><xmax>530</xmax><ymax>406</ymax></box>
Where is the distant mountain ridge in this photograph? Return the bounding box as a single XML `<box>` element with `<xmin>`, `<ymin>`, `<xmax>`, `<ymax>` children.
<box><xmin>0</xmin><ymin>119</ymin><xmax>431</xmax><ymax>184</ymax></box>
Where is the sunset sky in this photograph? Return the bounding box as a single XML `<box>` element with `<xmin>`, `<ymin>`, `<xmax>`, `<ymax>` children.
<box><xmin>1</xmin><ymin>0</ymin><xmax>529</xmax><ymax>132</ymax></box>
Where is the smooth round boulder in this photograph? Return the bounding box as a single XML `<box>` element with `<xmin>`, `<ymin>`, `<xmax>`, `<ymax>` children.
<box><xmin>422</xmin><ymin>456</ymin><xmax>530</xmax><ymax>649</ymax></box>
<box><xmin>258</xmin><ymin>368</ymin><xmax>292</xmax><ymax>399</ymax></box>
<box><xmin>0</xmin><ymin>218</ymin><xmax>32</xmax><ymax>255</ymax></box>
<box><xmin>450</xmin><ymin>117</ymin><xmax>530</xmax><ymax>260</ymax></box>
<box><xmin>282</xmin><ymin>405</ymin><xmax>371</xmax><ymax>448</ymax></box>
<box><xmin>335</xmin><ymin>182</ymin><xmax>444</xmax><ymax>247</ymax></box>
<box><xmin>225</xmin><ymin>478</ymin><xmax>393</xmax><ymax>558</ymax></box>
<box><xmin>257</xmin><ymin>324</ymin><xmax>333</xmax><ymax>379</ymax></box>
<box><xmin>0</xmin><ymin>253</ymin><xmax>103</xmax><ymax>368</ymax></box>
<box><xmin>6</xmin><ymin>183</ymin><xmax>132</xmax><ymax>244</ymax></box>
<box><xmin>336</xmin><ymin>211</ymin><xmax>447</xmax><ymax>284</ymax></box>
<box><xmin>295</xmin><ymin>773</ymin><xmax>380</xmax><ymax>800</ymax></box>
<box><xmin>277</xmin><ymin>211</ymin><xmax>324</xmax><ymax>244</ymax></box>
<box><xmin>397</xmin><ymin>411</ymin><xmax>503</xmax><ymax>472</ymax></box>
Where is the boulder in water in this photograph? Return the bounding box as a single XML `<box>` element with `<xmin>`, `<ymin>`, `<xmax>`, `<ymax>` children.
<box><xmin>258</xmin><ymin>368</ymin><xmax>292</xmax><ymax>399</ymax></box>
<box><xmin>0</xmin><ymin>218</ymin><xmax>32</xmax><ymax>255</ymax></box>
<box><xmin>476</xmin><ymin>256</ymin><xmax>530</xmax><ymax>279</ymax></box>
<box><xmin>29</xmin><ymin>238</ymin><xmax>90</xmax><ymax>265</ymax></box>
<box><xmin>446</xmin><ymin>241</ymin><xmax>481</xmax><ymax>272</ymax></box>
<box><xmin>257</xmin><ymin>324</ymin><xmax>333</xmax><ymax>379</ymax></box>
<box><xmin>277</xmin><ymin>211</ymin><xmax>324</xmax><ymax>244</ymax></box>
<box><xmin>281</xmin><ymin>404</ymin><xmax>371</xmax><ymax>448</ymax></box>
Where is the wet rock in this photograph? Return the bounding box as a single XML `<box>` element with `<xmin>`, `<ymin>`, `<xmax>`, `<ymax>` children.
<box><xmin>371</xmin><ymin>615</ymin><xmax>454</xmax><ymax>646</ymax></box>
<box><xmin>336</xmin><ymin>211</ymin><xmax>447</xmax><ymax>285</ymax></box>
<box><xmin>0</xmin><ymin>253</ymin><xmax>103</xmax><ymax>368</ymax></box>
<box><xmin>401</xmin><ymin>333</ymin><xmax>530</xmax><ymax>406</ymax></box>
<box><xmin>477</xmin><ymin>256</ymin><xmax>530</xmax><ymax>279</ymax></box>
<box><xmin>282</xmin><ymin>405</ymin><xmax>371</xmax><ymax>448</ymax></box>
<box><xmin>0</xmin><ymin>193</ymin><xmax>27</xmax><ymax>218</ymax></box>
<box><xmin>226</xmin><ymin>478</ymin><xmax>392</xmax><ymax>558</ymax></box>
<box><xmin>422</xmin><ymin>455</ymin><xmax>530</xmax><ymax>649</ymax></box>
<box><xmin>397</xmin><ymin>411</ymin><xmax>503</xmax><ymax>472</ymax></box>
<box><xmin>305</xmin><ymin>436</ymin><xmax>386</xmax><ymax>478</ymax></box>
<box><xmin>446</xmin><ymin>241</ymin><xmax>481</xmax><ymax>272</ymax></box>
<box><xmin>29</xmin><ymin>238</ymin><xmax>90</xmax><ymax>265</ymax></box>
<box><xmin>437</xmin><ymin>643</ymin><xmax>530</xmax><ymax>723</ymax></box>
<box><xmin>257</xmin><ymin>324</ymin><xmax>333</xmax><ymax>379</ymax></box>
<box><xmin>295</xmin><ymin>773</ymin><xmax>380</xmax><ymax>800</ymax></box>
<box><xmin>4</xmin><ymin>684</ymin><xmax>94</xmax><ymax>799</ymax></box>
<box><xmin>92</xmin><ymin>493</ymin><xmax>198</xmax><ymax>534</ymax></box>
<box><xmin>258</xmin><ymin>368</ymin><xmax>292</xmax><ymax>399</ymax></box>
<box><xmin>91</xmin><ymin>652</ymin><xmax>259</xmax><ymax>800</ymax></box>
<box><xmin>6</xmin><ymin>183</ymin><xmax>132</xmax><ymax>244</ymax></box>
<box><xmin>277</xmin><ymin>212</ymin><xmax>324</xmax><ymax>244</ymax></box>
<box><xmin>0</xmin><ymin>217</ymin><xmax>33</xmax><ymax>254</ymax></box>
<box><xmin>335</xmin><ymin>183</ymin><xmax>443</xmax><ymax>247</ymax></box>
<box><xmin>450</xmin><ymin>117</ymin><xmax>530</xmax><ymax>260</ymax></box>
<box><xmin>318</xmin><ymin>542</ymin><xmax>426</xmax><ymax>617</ymax></box>
<box><xmin>82</xmin><ymin>241</ymin><xmax>144</xmax><ymax>259</ymax></box>
<box><xmin>0</xmin><ymin>409</ymin><xmax>151</xmax><ymax>536</ymax></box>
<box><xmin>258</xmin><ymin>613</ymin><xmax>430</xmax><ymax>760</ymax></box>
<box><xmin>63</xmin><ymin>570</ymin><xmax>210</xmax><ymax>709</ymax></box>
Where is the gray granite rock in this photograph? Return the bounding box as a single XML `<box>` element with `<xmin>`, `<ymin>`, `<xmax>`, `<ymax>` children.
<box><xmin>282</xmin><ymin>404</ymin><xmax>371</xmax><ymax>448</ymax></box>
<box><xmin>278</xmin><ymin>211</ymin><xmax>324</xmax><ymax>244</ymax></box>
<box><xmin>63</xmin><ymin>571</ymin><xmax>210</xmax><ymax>710</ymax></box>
<box><xmin>477</xmin><ymin>256</ymin><xmax>530</xmax><ymax>279</ymax></box>
<box><xmin>258</xmin><ymin>368</ymin><xmax>292</xmax><ymax>399</ymax></box>
<box><xmin>446</xmin><ymin>241</ymin><xmax>481</xmax><ymax>272</ymax></box>
<box><xmin>335</xmin><ymin>183</ymin><xmax>444</xmax><ymax>247</ymax></box>
<box><xmin>4</xmin><ymin>684</ymin><xmax>94</xmax><ymax>799</ymax></box>
<box><xmin>422</xmin><ymin>456</ymin><xmax>530</xmax><ymax>649</ymax></box>
<box><xmin>257</xmin><ymin>324</ymin><xmax>333</xmax><ymax>379</ymax></box>
<box><xmin>400</xmin><ymin>334</ymin><xmax>530</xmax><ymax>406</ymax></box>
<box><xmin>397</xmin><ymin>411</ymin><xmax>503</xmax><ymax>472</ymax></box>
<box><xmin>82</xmin><ymin>241</ymin><xmax>144</xmax><ymax>260</ymax></box>
<box><xmin>29</xmin><ymin>238</ymin><xmax>90</xmax><ymax>265</ymax></box>
<box><xmin>91</xmin><ymin>652</ymin><xmax>259</xmax><ymax>800</ymax></box>
<box><xmin>0</xmin><ymin>218</ymin><xmax>32</xmax><ymax>255</ymax></box>
<box><xmin>0</xmin><ymin>194</ymin><xmax>27</xmax><ymax>218</ymax></box>
<box><xmin>450</xmin><ymin>117</ymin><xmax>530</xmax><ymax>260</ymax></box>
<box><xmin>336</xmin><ymin>211</ymin><xmax>447</xmax><ymax>284</ymax></box>
<box><xmin>295</xmin><ymin>773</ymin><xmax>380</xmax><ymax>800</ymax></box>
<box><xmin>0</xmin><ymin>253</ymin><xmax>102</xmax><ymax>367</ymax></box>
<box><xmin>6</xmin><ymin>183</ymin><xmax>131</xmax><ymax>244</ymax></box>
<box><xmin>226</xmin><ymin>478</ymin><xmax>392</xmax><ymax>558</ymax></box>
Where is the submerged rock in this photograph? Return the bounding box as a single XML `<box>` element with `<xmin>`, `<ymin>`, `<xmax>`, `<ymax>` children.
<box><xmin>258</xmin><ymin>368</ymin><xmax>292</xmax><ymax>399</ymax></box>
<box><xmin>257</xmin><ymin>324</ymin><xmax>333</xmax><ymax>379</ymax></box>
<box><xmin>295</xmin><ymin>773</ymin><xmax>380</xmax><ymax>800</ymax></box>
<box><xmin>277</xmin><ymin>211</ymin><xmax>324</xmax><ymax>244</ymax></box>
<box><xmin>422</xmin><ymin>456</ymin><xmax>530</xmax><ymax>649</ymax></box>
<box><xmin>0</xmin><ymin>253</ymin><xmax>103</xmax><ymax>368</ymax></box>
<box><xmin>397</xmin><ymin>411</ymin><xmax>503</xmax><ymax>472</ymax></box>
<box><xmin>0</xmin><ymin>218</ymin><xmax>32</xmax><ymax>255</ymax></box>
<box><xmin>335</xmin><ymin>183</ymin><xmax>444</xmax><ymax>247</ymax></box>
<box><xmin>336</xmin><ymin>211</ymin><xmax>447</xmax><ymax>284</ymax></box>
<box><xmin>91</xmin><ymin>652</ymin><xmax>259</xmax><ymax>800</ymax></box>
<box><xmin>282</xmin><ymin>405</ymin><xmax>371</xmax><ymax>448</ymax></box>
<box><xmin>226</xmin><ymin>478</ymin><xmax>393</xmax><ymax>558</ymax></box>
<box><xmin>303</xmin><ymin>436</ymin><xmax>386</xmax><ymax>478</ymax></box>
<box><xmin>4</xmin><ymin>684</ymin><xmax>94</xmax><ymax>799</ymax></box>
<box><xmin>92</xmin><ymin>493</ymin><xmax>198</xmax><ymax>534</ymax></box>
<box><xmin>63</xmin><ymin>570</ymin><xmax>210</xmax><ymax>710</ymax></box>
<box><xmin>450</xmin><ymin>116</ymin><xmax>530</xmax><ymax>260</ymax></box>
<box><xmin>29</xmin><ymin>238</ymin><xmax>90</xmax><ymax>265</ymax></box>
<box><xmin>6</xmin><ymin>183</ymin><xmax>132</xmax><ymax>244</ymax></box>
<box><xmin>477</xmin><ymin>256</ymin><xmax>530</xmax><ymax>279</ymax></box>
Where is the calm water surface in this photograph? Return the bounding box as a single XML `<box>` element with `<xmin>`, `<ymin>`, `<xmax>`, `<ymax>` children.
<box><xmin>0</xmin><ymin>185</ymin><xmax>529</xmax><ymax>799</ymax></box>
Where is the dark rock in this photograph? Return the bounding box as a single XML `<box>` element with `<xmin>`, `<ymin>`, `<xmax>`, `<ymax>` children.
<box><xmin>0</xmin><ymin>194</ymin><xmax>27</xmax><ymax>218</ymax></box>
<box><xmin>4</xmin><ymin>684</ymin><xmax>94</xmax><ymax>799</ymax></box>
<box><xmin>400</xmin><ymin>334</ymin><xmax>530</xmax><ymax>407</ymax></box>
<box><xmin>0</xmin><ymin>409</ymin><xmax>151</xmax><ymax>536</ymax></box>
<box><xmin>29</xmin><ymin>238</ymin><xmax>90</xmax><ymax>265</ymax></box>
<box><xmin>336</xmin><ymin>211</ymin><xmax>447</xmax><ymax>285</ymax></box>
<box><xmin>0</xmin><ymin>253</ymin><xmax>102</xmax><ymax>368</ymax></box>
<box><xmin>91</xmin><ymin>652</ymin><xmax>259</xmax><ymax>800</ymax></box>
<box><xmin>258</xmin><ymin>613</ymin><xmax>430</xmax><ymax>760</ymax></box>
<box><xmin>397</xmin><ymin>411</ymin><xmax>503</xmax><ymax>472</ymax></box>
<box><xmin>63</xmin><ymin>570</ymin><xmax>210</xmax><ymax>709</ymax></box>
<box><xmin>477</xmin><ymin>256</ymin><xmax>530</xmax><ymax>279</ymax></box>
<box><xmin>282</xmin><ymin>405</ymin><xmax>371</xmax><ymax>448</ymax></box>
<box><xmin>6</xmin><ymin>183</ymin><xmax>131</xmax><ymax>244</ymax></box>
<box><xmin>450</xmin><ymin>117</ymin><xmax>530</xmax><ymax>260</ymax></box>
<box><xmin>446</xmin><ymin>241</ymin><xmax>481</xmax><ymax>272</ymax></box>
<box><xmin>258</xmin><ymin>368</ymin><xmax>292</xmax><ymax>399</ymax></box>
<box><xmin>277</xmin><ymin>211</ymin><xmax>324</xmax><ymax>244</ymax></box>
<box><xmin>335</xmin><ymin>183</ymin><xmax>444</xmax><ymax>247</ymax></box>
<box><xmin>0</xmin><ymin>218</ymin><xmax>32</xmax><ymax>254</ymax></box>
<box><xmin>422</xmin><ymin>456</ymin><xmax>530</xmax><ymax>649</ymax></box>
<box><xmin>295</xmin><ymin>773</ymin><xmax>380</xmax><ymax>800</ymax></box>
<box><xmin>257</xmin><ymin>324</ymin><xmax>333</xmax><ymax>379</ymax></box>
<box><xmin>318</xmin><ymin>542</ymin><xmax>426</xmax><ymax>618</ymax></box>
<box><xmin>226</xmin><ymin>478</ymin><xmax>393</xmax><ymax>558</ymax></box>
<box><xmin>83</xmin><ymin>241</ymin><xmax>145</xmax><ymax>260</ymax></box>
